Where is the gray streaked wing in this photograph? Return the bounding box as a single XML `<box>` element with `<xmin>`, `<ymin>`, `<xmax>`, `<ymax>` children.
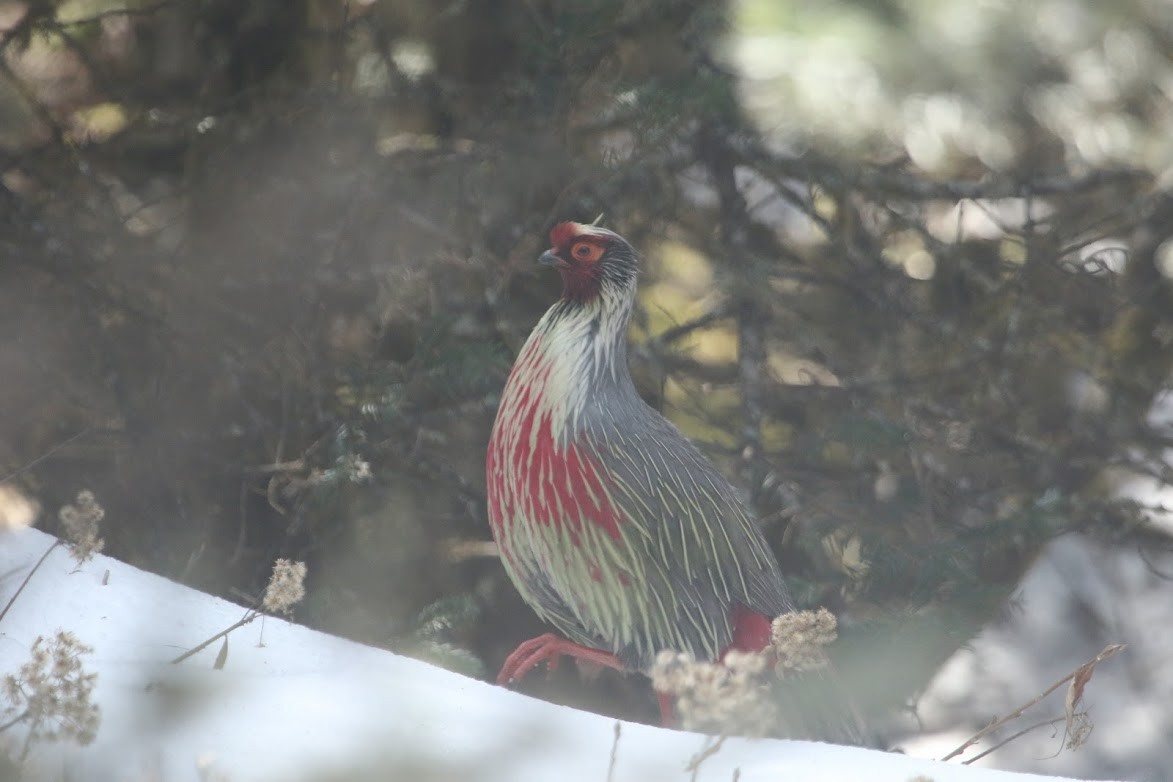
<box><xmin>584</xmin><ymin>408</ymin><xmax>794</xmax><ymax>664</ymax></box>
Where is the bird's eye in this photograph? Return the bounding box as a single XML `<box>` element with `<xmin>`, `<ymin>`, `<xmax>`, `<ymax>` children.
<box><xmin>570</xmin><ymin>242</ymin><xmax>604</xmax><ymax>263</ymax></box>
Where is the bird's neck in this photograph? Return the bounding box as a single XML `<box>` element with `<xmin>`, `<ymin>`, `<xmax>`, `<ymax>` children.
<box><xmin>506</xmin><ymin>286</ymin><xmax>637</xmax><ymax>443</ymax></box>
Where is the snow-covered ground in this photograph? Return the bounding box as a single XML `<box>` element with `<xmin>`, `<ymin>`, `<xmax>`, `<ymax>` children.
<box><xmin>0</xmin><ymin>527</ymin><xmax>1120</xmax><ymax>782</ymax></box>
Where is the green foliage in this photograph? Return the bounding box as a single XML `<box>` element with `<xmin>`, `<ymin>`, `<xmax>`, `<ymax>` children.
<box><xmin>343</xmin><ymin>317</ymin><xmax>509</xmax><ymax>424</ymax></box>
<box><xmin>392</xmin><ymin>595</ymin><xmax>485</xmax><ymax>679</ymax></box>
<box><xmin>825</xmin><ymin>415</ymin><xmax>910</xmax><ymax>451</ymax></box>
<box><xmin>411</xmin><ymin>318</ymin><xmax>512</xmax><ymax>402</ymax></box>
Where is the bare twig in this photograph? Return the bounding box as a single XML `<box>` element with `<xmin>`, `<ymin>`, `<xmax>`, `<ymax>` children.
<box><xmin>441</xmin><ymin>538</ymin><xmax>499</xmax><ymax>561</ymax></box>
<box><xmin>941</xmin><ymin>644</ymin><xmax>1125</xmax><ymax>762</ymax></box>
<box><xmin>648</xmin><ymin>305</ymin><xmax>732</xmax><ymax>350</ymax></box>
<box><xmin>854</xmin><ymin>166</ymin><xmax>1149</xmax><ymax>200</ymax></box>
<box><xmin>0</xmin><ymin>709</ymin><xmax>29</xmax><ymax>733</ymax></box>
<box><xmin>1138</xmin><ymin>547</ymin><xmax>1173</xmax><ymax>581</ymax></box>
<box><xmin>735</xmin><ymin>309</ymin><xmax>766</xmax><ymax>465</ymax></box>
<box><xmin>962</xmin><ymin>716</ymin><xmax>1067</xmax><ymax>765</ymax></box>
<box><xmin>740</xmin><ymin>141</ymin><xmax>1149</xmax><ymax>201</ymax></box>
<box><xmin>606</xmin><ymin>721</ymin><xmax>621</xmax><ymax>782</ymax></box>
<box><xmin>243</xmin><ymin>459</ymin><xmax>307</xmax><ymax>476</ymax></box>
<box><xmin>170</xmin><ymin>609</ymin><xmax>259</xmax><ymax>665</ymax></box>
<box><xmin>698</xmin><ymin>125</ymin><xmax>766</xmax><ymax>476</ymax></box>
<box><xmin>0</xmin><ymin>428</ymin><xmax>92</xmax><ymax>483</ymax></box>
<box><xmin>687</xmin><ymin>735</ymin><xmax>728</xmax><ymax>781</ymax></box>
<box><xmin>0</xmin><ymin>541</ymin><xmax>62</xmax><ymax>624</ymax></box>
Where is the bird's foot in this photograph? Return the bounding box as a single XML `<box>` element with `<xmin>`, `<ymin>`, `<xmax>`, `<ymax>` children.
<box><xmin>497</xmin><ymin>633</ymin><xmax>624</xmax><ymax>686</ymax></box>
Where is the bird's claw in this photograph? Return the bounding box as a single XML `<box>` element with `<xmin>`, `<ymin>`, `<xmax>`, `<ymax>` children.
<box><xmin>497</xmin><ymin>633</ymin><xmax>565</xmax><ymax>685</ymax></box>
<box><xmin>496</xmin><ymin>633</ymin><xmax>625</xmax><ymax>686</ymax></box>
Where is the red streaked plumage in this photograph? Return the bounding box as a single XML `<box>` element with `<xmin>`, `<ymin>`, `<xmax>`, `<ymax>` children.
<box><xmin>487</xmin><ymin>377</ymin><xmax>624</xmax><ymax>544</ymax></box>
<box><xmin>487</xmin><ymin>222</ymin><xmax>795</xmax><ymax>724</ymax></box>
<box><xmin>487</xmin><ymin>338</ymin><xmax>624</xmax><ymax>544</ymax></box>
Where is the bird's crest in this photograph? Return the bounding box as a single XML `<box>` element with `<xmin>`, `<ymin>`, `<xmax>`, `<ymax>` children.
<box><xmin>549</xmin><ymin>221</ymin><xmax>612</xmax><ymax>251</ymax></box>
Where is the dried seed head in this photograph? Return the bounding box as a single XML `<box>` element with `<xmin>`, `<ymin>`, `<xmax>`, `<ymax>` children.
<box><xmin>771</xmin><ymin>608</ymin><xmax>838</xmax><ymax>673</ymax></box>
<box><xmin>262</xmin><ymin>559</ymin><xmax>307</xmax><ymax>614</ymax></box>
<box><xmin>58</xmin><ymin>491</ymin><xmax>105</xmax><ymax>565</ymax></box>
<box><xmin>650</xmin><ymin>649</ymin><xmax>777</xmax><ymax>736</ymax></box>
<box><xmin>1</xmin><ymin>631</ymin><xmax>100</xmax><ymax>747</ymax></box>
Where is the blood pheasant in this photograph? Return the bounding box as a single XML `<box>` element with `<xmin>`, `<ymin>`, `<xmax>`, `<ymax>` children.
<box><xmin>486</xmin><ymin>221</ymin><xmax>795</xmax><ymax>703</ymax></box>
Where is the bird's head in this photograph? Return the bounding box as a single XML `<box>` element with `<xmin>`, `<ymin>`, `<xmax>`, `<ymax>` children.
<box><xmin>539</xmin><ymin>222</ymin><xmax>638</xmax><ymax>304</ymax></box>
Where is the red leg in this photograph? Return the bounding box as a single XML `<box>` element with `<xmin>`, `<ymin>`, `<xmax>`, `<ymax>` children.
<box><xmin>727</xmin><ymin>605</ymin><xmax>772</xmax><ymax>654</ymax></box>
<box><xmin>497</xmin><ymin>633</ymin><xmax>625</xmax><ymax>686</ymax></box>
<box><xmin>656</xmin><ymin>691</ymin><xmax>677</xmax><ymax>728</ymax></box>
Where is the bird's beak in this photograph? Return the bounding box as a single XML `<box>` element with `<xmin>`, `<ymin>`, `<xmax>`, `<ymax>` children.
<box><xmin>538</xmin><ymin>249</ymin><xmax>562</xmax><ymax>267</ymax></box>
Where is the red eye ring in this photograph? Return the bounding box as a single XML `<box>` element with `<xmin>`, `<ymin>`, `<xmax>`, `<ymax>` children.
<box><xmin>569</xmin><ymin>242</ymin><xmax>604</xmax><ymax>263</ymax></box>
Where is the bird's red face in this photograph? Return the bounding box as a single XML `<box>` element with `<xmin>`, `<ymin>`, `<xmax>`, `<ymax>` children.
<box><xmin>539</xmin><ymin>222</ymin><xmax>635</xmax><ymax>303</ymax></box>
<box><xmin>541</xmin><ymin>222</ymin><xmax>609</xmax><ymax>269</ymax></box>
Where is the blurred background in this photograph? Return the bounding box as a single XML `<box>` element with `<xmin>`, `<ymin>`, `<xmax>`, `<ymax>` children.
<box><xmin>1</xmin><ymin>0</ymin><xmax>1171</xmax><ymax>777</ymax></box>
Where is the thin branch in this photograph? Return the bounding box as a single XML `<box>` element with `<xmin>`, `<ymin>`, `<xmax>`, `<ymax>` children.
<box><xmin>0</xmin><ymin>428</ymin><xmax>92</xmax><ymax>483</ymax></box>
<box><xmin>648</xmin><ymin>305</ymin><xmax>732</xmax><ymax>349</ymax></box>
<box><xmin>698</xmin><ymin>125</ymin><xmax>766</xmax><ymax>475</ymax></box>
<box><xmin>686</xmin><ymin>735</ymin><xmax>728</xmax><ymax>781</ymax></box>
<box><xmin>1138</xmin><ymin>547</ymin><xmax>1173</xmax><ymax>581</ymax></box>
<box><xmin>941</xmin><ymin>644</ymin><xmax>1125</xmax><ymax>762</ymax></box>
<box><xmin>0</xmin><ymin>709</ymin><xmax>30</xmax><ymax>734</ymax></box>
<box><xmin>740</xmin><ymin>141</ymin><xmax>1149</xmax><ymax>201</ymax></box>
<box><xmin>962</xmin><ymin>716</ymin><xmax>1067</xmax><ymax>765</ymax></box>
<box><xmin>441</xmin><ymin>538</ymin><xmax>499</xmax><ymax>562</ymax></box>
<box><xmin>0</xmin><ymin>541</ymin><xmax>62</xmax><ymax>624</ymax></box>
<box><xmin>736</xmin><ymin>308</ymin><xmax>766</xmax><ymax>467</ymax></box>
<box><xmin>170</xmin><ymin>609</ymin><xmax>259</xmax><ymax>665</ymax></box>
<box><xmin>605</xmin><ymin>721</ymin><xmax>621</xmax><ymax>782</ymax></box>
